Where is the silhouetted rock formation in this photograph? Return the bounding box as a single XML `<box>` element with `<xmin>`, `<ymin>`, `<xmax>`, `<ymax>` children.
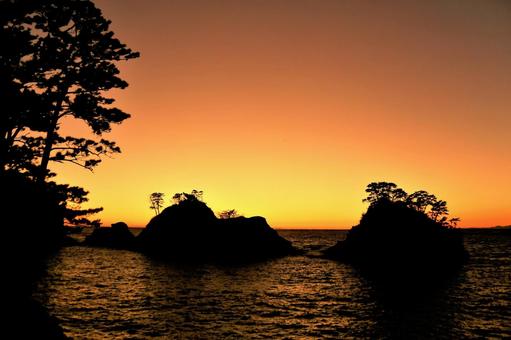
<box><xmin>1</xmin><ymin>172</ymin><xmax>68</xmax><ymax>338</ymax></box>
<box><xmin>6</xmin><ymin>296</ymin><xmax>67</xmax><ymax>339</ymax></box>
<box><xmin>137</xmin><ymin>197</ymin><xmax>296</xmax><ymax>262</ymax></box>
<box><xmin>2</xmin><ymin>173</ymin><xmax>67</xmax><ymax>286</ymax></box>
<box><xmin>324</xmin><ymin>199</ymin><xmax>467</xmax><ymax>278</ymax></box>
<box><xmin>84</xmin><ymin>222</ymin><xmax>135</xmax><ymax>249</ymax></box>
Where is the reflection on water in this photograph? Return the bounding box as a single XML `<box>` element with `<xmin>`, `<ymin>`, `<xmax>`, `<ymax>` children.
<box><xmin>34</xmin><ymin>230</ymin><xmax>511</xmax><ymax>338</ymax></box>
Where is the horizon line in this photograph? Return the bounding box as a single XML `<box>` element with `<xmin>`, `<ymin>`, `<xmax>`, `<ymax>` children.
<box><xmin>101</xmin><ymin>225</ymin><xmax>510</xmax><ymax>230</ymax></box>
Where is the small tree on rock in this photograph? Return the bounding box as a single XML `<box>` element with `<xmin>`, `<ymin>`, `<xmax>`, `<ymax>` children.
<box><xmin>406</xmin><ymin>190</ymin><xmax>437</xmax><ymax>213</ymax></box>
<box><xmin>362</xmin><ymin>181</ymin><xmax>460</xmax><ymax>228</ymax></box>
<box><xmin>218</xmin><ymin>209</ymin><xmax>240</xmax><ymax>219</ymax></box>
<box><xmin>172</xmin><ymin>189</ymin><xmax>203</xmax><ymax>204</ymax></box>
<box><xmin>363</xmin><ymin>182</ymin><xmax>399</xmax><ymax>205</ymax></box>
<box><xmin>149</xmin><ymin>192</ymin><xmax>165</xmax><ymax>215</ymax></box>
<box><xmin>429</xmin><ymin>200</ymin><xmax>448</xmax><ymax>222</ymax></box>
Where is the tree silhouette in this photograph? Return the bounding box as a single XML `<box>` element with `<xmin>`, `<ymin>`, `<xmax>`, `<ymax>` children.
<box><xmin>363</xmin><ymin>182</ymin><xmax>399</xmax><ymax>205</ymax></box>
<box><xmin>191</xmin><ymin>189</ymin><xmax>204</xmax><ymax>201</ymax></box>
<box><xmin>149</xmin><ymin>192</ymin><xmax>165</xmax><ymax>215</ymax></box>
<box><xmin>55</xmin><ymin>183</ymin><xmax>103</xmax><ymax>227</ymax></box>
<box><xmin>363</xmin><ymin>182</ymin><xmax>459</xmax><ymax>227</ymax></box>
<box><xmin>406</xmin><ymin>190</ymin><xmax>437</xmax><ymax>213</ymax></box>
<box><xmin>0</xmin><ymin>1</ymin><xmax>47</xmax><ymax>174</ymax></box>
<box><xmin>447</xmin><ymin>217</ymin><xmax>460</xmax><ymax>228</ymax></box>
<box><xmin>0</xmin><ymin>0</ymin><xmax>138</xmax><ymax>229</ymax></box>
<box><xmin>389</xmin><ymin>188</ymin><xmax>408</xmax><ymax>202</ymax></box>
<box><xmin>172</xmin><ymin>190</ymin><xmax>204</xmax><ymax>204</ymax></box>
<box><xmin>0</xmin><ymin>0</ymin><xmax>139</xmax><ymax>181</ymax></box>
<box><xmin>429</xmin><ymin>200</ymin><xmax>448</xmax><ymax>222</ymax></box>
<box><xmin>218</xmin><ymin>209</ymin><xmax>240</xmax><ymax>219</ymax></box>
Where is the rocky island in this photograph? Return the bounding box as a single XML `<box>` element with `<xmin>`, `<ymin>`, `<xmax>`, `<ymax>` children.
<box><xmin>324</xmin><ymin>182</ymin><xmax>468</xmax><ymax>279</ymax></box>
<box><xmin>137</xmin><ymin>192</ymin><xmax>297</xmax><ymax>262</ymax></box>
<box><xmin>84</xmin><ymin>222</ymin><xmax>135</xmax><ymax>249</ymax></box>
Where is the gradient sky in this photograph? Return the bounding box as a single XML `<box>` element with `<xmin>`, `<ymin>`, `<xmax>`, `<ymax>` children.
<box><xmin>54</xmin><ymin>0</ymin><xmax>511</xmax><ymax>228</ymax></box>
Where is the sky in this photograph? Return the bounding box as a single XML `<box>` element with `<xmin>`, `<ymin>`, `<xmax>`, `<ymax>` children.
<box><xmin>54</xmin><ymin>0</ymin><xmax>511</xmax><ymax>228</ymax></box>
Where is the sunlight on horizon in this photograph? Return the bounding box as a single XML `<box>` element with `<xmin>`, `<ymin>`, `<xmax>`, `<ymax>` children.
<box><xmin>52</xmin><ymin>0</ymin><xmax>511</xmax><ymax>228</ymax></box>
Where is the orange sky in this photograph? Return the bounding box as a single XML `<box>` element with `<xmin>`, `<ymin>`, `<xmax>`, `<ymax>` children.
<box><xmin>54</xmin><ymin>0</ymin><xmax>511</xmax><ymax>228</ymax></box>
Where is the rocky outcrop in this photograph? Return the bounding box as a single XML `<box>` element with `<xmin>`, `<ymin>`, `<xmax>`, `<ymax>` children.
<box><xmin>137</xmin><ymin>198</ymin><xmax>297</xmax><ymax>262</ymax></box>
<box><xmin>323</xmin><ymin>200</ymin><xmax>467</xmax><ymax>278</ymax></box>
<box><xmin>84</xmin><ymin>222</ymin><xmax>135</xmax><ymax>249</ymax></box>
<box><xmin>5</xmin><ymin>296</ymin><xmax>67</xmax><ymax>339</ymax></box>
<box><xmin>2</xmin><ymin>173</ymin><xmax>69</xmax><ymax>339</ymax></box>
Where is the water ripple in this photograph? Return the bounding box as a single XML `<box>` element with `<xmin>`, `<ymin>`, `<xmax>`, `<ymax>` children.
<box><xmin>33</xmin><ymin>230</ymin><xmax>511</xmax><ymax>338</ymax></box>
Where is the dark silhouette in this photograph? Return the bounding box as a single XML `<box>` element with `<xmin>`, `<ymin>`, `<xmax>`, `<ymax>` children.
<box><xmin>360</xmin><ymin>181</ymin><xmax>460</xmax><ymax>227</ymax></box>
<box><xmin>149</xmin><ymin>192</ymin><xmax>165</xmax><ymax>215</ymax></box>
<box><xmin>137</xmin><ymin>191</ymin><xmax>297</xmax><ymax>262</ymax></box>
<box><xmin>1</xmin><ymin>1</ymin><xmax>137</xmax><ymax>338</ymax></box>
<box><xmin>84</xmin><ymin>222</ymin><xmax>136</xmax><ymax>249</ymax></box>
<box><xmin>172</xmin><ymin>189</ymin><xmax>204</xmax><ymax>204</ymax></box>
<box><xmin>0</xmin><ymin>1</ymin><xmax>41</xmax><ymax>174</ymax></box>
<box><xmin>2</xmin><ymin>172</ymin><xmax>68</xmax><ymax>339</ymax></box>
<box><xmin>3</xmin><ymin>0</ymin><xmax>138</xmax><ymax>182</ymax></box>
<box><xmin>1</xmin><ymin>0</ymin><xmax>138</xmax><ymax>225</ymax></box>
<box><xmin>324</xmin><ymin>182</ymin><xmax>467</xmax><ymax>282</ymax></box>
<box><xmin>218</xmin><ymin>209</ymin><xmax>241</xmax><ymax>219</ymax></box>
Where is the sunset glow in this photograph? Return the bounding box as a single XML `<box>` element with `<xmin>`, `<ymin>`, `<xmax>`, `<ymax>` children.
<box><xmin>53</xmin><ymin>0</ymin><xmax>511</xmax><ymax>228</ymax></box>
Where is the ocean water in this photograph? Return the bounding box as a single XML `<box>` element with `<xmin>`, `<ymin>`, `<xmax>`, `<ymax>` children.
<box><xmin>33</xmin><ymin>230</ymin><xmax>511</xmax><ymax>339</ymax></box>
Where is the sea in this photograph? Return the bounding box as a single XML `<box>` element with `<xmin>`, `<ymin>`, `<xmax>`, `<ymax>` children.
<box><xmin>33</xmin><ymin>229</ymin><xmax>510</xmax><ymax>339</ymax></box>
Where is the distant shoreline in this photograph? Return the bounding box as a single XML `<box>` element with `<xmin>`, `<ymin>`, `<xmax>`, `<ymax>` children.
<box><xmin>88</xmin><ymin>226</ymin><xmax>510</xmax><ymax>231</ymax></box>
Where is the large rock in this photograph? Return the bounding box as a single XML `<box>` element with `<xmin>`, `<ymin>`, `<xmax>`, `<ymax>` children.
<box><xmin>137</xmin><ymin>199</ymin><xmax>296</xmax><ymax>262</ymax></box>
<box><xmin>1</xmin><ymin>172</ymin><xmax>67</xmax><ymax>294</ymax></box>
<box><xmin>1</xmin><ymin>173</ymin><xmax>68</xmax><ymax>339</ymax></box>
<box><xmin>5</xmin><ymin>296</ymin><xmax>67</xmax><ymax>339</ymax></box>
<box><xmin>323</xmin><ymin>200</ymin><xmax>467</xmax><ymax>279</ymax></box>
<box><xmin>84</xmin><ymin>222</ymin><xmax>135</xmax><ymax>249</ymax></box>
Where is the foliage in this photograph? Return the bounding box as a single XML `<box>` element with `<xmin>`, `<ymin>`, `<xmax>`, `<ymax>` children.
<box><xmin>0</xmin><ymin>0</ymin><xmax>139</xmax><ymax>181</ymax></box>
<box><xmin>218</xmin><ymin>209</ymin><xmax>241</xmax><ymax>219</ymax></box>
<box><xmin>0</xmin><ymin>1</ymin><xmax>47</xmax><ymax>174</ymax></box>
<box><xmin>52</xmin><ymin>182</ymin><xmax>103</xmax><ymax>227</ymax></box>
<box><xmin>363</xmin><ymin>181</ymin><xmax>460</xmax><ymax>228</ymax></box>
<box><xmin>0</xmin><ymin>0</ymin><xmax>138</xmax><ymax>229</ymax></box>
<box><xmin>2</xmin><ymin>170</ymin><xmax>102</xmax><ymax>229</ymax></box>
<box><xmin>149</xmin><ymin>192</ymin><xmax>165</xmax><ymax>215</ymax></box>
<box><xmin>172</xmin><ymin>189</ymin><xmax>204</xmax><ymax>204</ymax></box>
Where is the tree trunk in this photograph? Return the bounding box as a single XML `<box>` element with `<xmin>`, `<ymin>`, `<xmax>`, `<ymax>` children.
<box><xmin>37</xmin><ymin>116</ymin><xmax>58</xmax><ymax>183</ymax></box>
<box><xmin>0</xmin><ymin>129</ymin><xmax>16</xmax><ymax>174</ymax></box>
<box><xmin>0</xmin><ymin>136</ymin><xmax>7</xmax><ymax>174</ymax></box>
<box><xmin>37</xmin><ymin>87</ymin><xmax>67</xmax><ymax>183</ymax></box>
